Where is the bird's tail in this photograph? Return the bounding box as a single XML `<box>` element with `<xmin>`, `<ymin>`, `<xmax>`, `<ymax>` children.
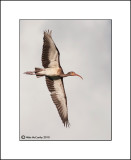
<box><xmin>35</xmin><ymin>67</ymin><xmax>43</xmax><ymax>73</ymax></box>
<box><xmin>35</xmin><ymin>67</ymin><xmax>45</xmax><ymax>78</ymax></box>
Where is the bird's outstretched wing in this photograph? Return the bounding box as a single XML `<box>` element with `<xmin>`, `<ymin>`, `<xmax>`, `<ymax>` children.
<box><xmin>46</xmin><ymin>76</ymin><xmax>70</xmax><ymax>127</ymax></box>
<box><xmin>42</xmin><ymin>30</ymin><xmax>61</xmax><ymax>68</ymax></box>
<box><xmin>42</xmin><ymin>30</ymin><xmax>69</xmax><ymax>126</ymax></box>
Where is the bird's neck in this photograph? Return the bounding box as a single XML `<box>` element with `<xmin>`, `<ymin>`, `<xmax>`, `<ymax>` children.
<box><xmin>60</xmin><ymin>73</ymin><xmax>69</xmax><ymax>78</ymax></box>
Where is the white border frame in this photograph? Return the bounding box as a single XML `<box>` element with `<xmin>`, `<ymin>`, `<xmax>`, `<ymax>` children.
<box><xmin>1</xmin><ymin>1</ymin><xmax>130</xmax><ymax>159</ymax></box>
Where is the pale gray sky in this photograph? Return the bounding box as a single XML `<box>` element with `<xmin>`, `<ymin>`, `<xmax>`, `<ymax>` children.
<box><xmin>20</xmin><ymin>20</ymin><xmax>111</xmax><ymax>140</ymax></box>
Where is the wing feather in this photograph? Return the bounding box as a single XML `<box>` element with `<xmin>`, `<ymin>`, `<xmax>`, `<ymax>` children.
<box><xmin>45</xmin><ymin>76</ymin><xmax>69</xmax><ymax>127</ymax></box>
<box><xmin>42</xmin><ymin>30</ymin><xmax>69</xmax><ymax>126</ymax></box>
<box><xmin>42</xmin><ymin>31</ymin><xmax>60</xmax><ymax>68</ymax></box>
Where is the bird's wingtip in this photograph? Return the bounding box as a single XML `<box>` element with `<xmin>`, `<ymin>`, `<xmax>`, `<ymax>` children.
<box><xmin>44</xmin><ymin>30</ymin><xmax>52</xmax><ymax>36</ymax></box>
<box><xmin>64</xmin><ymin>121</ymin><xmax>70</xmax><ymax>128</ymax></box>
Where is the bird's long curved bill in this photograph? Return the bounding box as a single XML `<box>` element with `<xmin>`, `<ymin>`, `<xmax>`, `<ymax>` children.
<box><xmin>75</xmin><ymin>74</ymin><xmax>83</xmax><ymax>80</ymax></box>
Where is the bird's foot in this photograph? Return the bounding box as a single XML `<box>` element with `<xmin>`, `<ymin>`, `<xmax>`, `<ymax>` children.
<box><xmin>24</xmin><ymin>71</ymin><xmax>35</xmax><ymax>75</ymax></box>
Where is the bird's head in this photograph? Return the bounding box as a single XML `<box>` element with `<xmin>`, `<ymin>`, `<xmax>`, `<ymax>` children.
<box><xmin>67</xmin><ymin>71</ymin><xmax>83</xmax><ymax>79</ymax></box>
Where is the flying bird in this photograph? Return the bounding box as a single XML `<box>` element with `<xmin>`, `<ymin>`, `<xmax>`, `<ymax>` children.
<box><xmin>24</xmin><ymin>30</ymin><xmax>83</xmax><ymax>127</ymax></box>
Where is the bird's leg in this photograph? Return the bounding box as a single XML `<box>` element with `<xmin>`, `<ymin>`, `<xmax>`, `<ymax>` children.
<box><xmin>24</xmin><ymin>68</ymin><xmax>45</xmax><ymax>76</ymax></box>
<box><xmin>24</xmin><ymin>71</ymin><xmax>35</xmax><ymax>75</ymax></box>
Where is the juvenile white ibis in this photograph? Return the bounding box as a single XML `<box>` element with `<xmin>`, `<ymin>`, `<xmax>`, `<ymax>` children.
<box><xmin>24</xmin><ymin>30</ymin><xmax>83</xmax><ymax>127</ymax></box>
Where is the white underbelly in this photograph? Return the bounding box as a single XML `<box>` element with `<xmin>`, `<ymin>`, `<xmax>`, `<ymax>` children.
<box><xmin>38</xmin><ymin>68</ymin><xmax>60</xmax><ymax>76</ymax></box>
